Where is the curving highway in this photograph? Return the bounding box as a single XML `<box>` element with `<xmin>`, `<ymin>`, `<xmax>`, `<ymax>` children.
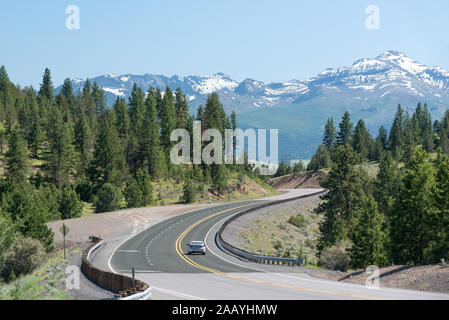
<box><xmin>108</xmin><ymin>190</ymin><xmax>449</xmax><ymax>300</ymax></box>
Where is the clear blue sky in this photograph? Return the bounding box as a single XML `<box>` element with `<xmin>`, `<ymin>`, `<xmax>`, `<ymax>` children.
<box><xmin>1</xmin><ymin>0</ymin><xmax>448</xmax><ymax>88</ymax></box>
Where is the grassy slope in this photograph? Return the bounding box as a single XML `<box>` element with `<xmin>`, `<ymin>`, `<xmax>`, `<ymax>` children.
<box><xmin>0</xmin><ymin>248</ymin><xmax>79</xmax><ymax>300</ymax></box>
<box><xmin>152</xmin><ymin>172</ymin><xmax>279</xmax><ymax>206</ymax></box>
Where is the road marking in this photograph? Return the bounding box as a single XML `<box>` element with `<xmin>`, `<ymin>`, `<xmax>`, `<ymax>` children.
<box><xmin>151</xmin><ymin>286</ymin><xmax>206</xmax><ymax>300</ymax></box>
<box><xmin>117</xmin><ymin>270</ymin><xmax>161</xmax><ymax>273</ymax></box>
<box><xmin>175</xmin><ymin>204</ymin><xmax>389</xmax><ymax>300</ymax></box>
<box><xmin>108</xmin><ymin>203</ymin><xmax>232</xmax><ymax>274</ymax></box>
<box><xmin>117</xmin><ymin>249</ymin><xmax>140</xmax><ymax>253</ymax></box>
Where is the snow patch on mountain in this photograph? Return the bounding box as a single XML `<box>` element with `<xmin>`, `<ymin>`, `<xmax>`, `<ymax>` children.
<box><xmin>60</xmin><ymin>51</ymin><xmax>449</xmax><ymax>116</ymax></box>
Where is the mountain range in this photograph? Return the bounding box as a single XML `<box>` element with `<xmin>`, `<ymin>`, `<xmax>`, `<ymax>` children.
<box><xmin>60</xmin><ymin>51</ymin><xmax>449</xmax><ymax>158</ymax></box>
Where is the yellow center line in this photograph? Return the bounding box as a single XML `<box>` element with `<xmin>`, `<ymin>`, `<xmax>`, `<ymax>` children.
<box><xmin>175</xmin><ymin>202</ymin><xmax>390</xmax><ymax>300</ymax></box>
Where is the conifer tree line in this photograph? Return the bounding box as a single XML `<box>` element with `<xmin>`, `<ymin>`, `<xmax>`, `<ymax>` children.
<box><xmin>0</xmin><ymin>66</ymin><xmax>260</xmax><ymax>254</ymax></box>
<box><xmin>311</xmin><ymin>105</ymin><xmax>449</xmax><ymax>267</ymax></box>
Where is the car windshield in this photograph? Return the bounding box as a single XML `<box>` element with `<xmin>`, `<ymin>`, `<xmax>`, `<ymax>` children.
<box><xmin>190</xmin><ymin>241</ymin><xmax>203</xmax><ymax>245</ymax></box>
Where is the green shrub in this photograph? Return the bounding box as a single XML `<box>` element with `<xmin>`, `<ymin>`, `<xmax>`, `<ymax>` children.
<box><xmin>288</xmin><ymin>214</ymin><xmax>307</xmax><ymax>228</ymax></box>
<box><xmin>0</xmin><ymin>237</ymin><xmax>45</xmax><ymax>281</ymax></box>
<box><xmin>124</xmin><ymin>169</ymin><xmax>153</xmax><ymax>208</ymax></box>
<box><xmin>319</xmin><ymin>240</ymin><xmax>351</xmax><ymax>271</ymax></box>
<box><xmin>95</xmin><ymin>183</ymin><xmax>122</xmax><ymax>213</ymax></box>
<box><xmin>182</xmin><ymin>179</ymin><xmax>197</xmax><ymax>204</ymax></box>
<box><xmin>59</xmin><ymin>187</ymin><xmax>83</xmax><ymax>219</ymax></box>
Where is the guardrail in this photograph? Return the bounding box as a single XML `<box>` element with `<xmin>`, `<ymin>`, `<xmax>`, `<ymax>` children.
<box><xmin>217</xmin><ymin>189</ymin><xmax>327</xmax><ymax>266</ymax></box>
<box><xmin>81</xmin><ymin>238</ymin><xmax>152</xmax><ymax>300</ymax></box>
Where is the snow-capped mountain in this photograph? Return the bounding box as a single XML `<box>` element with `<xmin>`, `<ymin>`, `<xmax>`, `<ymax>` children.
<box><xmin>60</xmin><ymin>51</ymin><xmax>449</xmax><ymax>158</ymax></box>
<box><xmin>62</xmin><ymin>50</ymin><xmax>449</xmax><ymax>115</ymax></box>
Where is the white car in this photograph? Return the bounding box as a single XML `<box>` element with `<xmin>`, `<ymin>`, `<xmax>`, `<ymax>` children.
<box><xmin>187</xmin><ymin>241</ymin><xmax>206</xmax><ymax>255</ymax></box>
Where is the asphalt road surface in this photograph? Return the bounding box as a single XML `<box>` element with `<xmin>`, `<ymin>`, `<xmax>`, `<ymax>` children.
<box><xmin>109</xmin><ymin>191</ymin><xmax>449</xmax><ymax>300</ymax></box>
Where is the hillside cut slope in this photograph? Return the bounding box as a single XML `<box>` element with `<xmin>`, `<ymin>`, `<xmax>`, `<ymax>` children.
<box><xmin>268</xmin><ymin>171</ymin><xmax>327</xmax><ymax>189</ymax></box>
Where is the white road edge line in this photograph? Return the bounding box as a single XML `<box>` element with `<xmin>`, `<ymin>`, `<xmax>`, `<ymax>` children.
<box><xmin>151</xmin><ymin>286</ymin><xmax>206</xmax><ymax>300</ymax></box>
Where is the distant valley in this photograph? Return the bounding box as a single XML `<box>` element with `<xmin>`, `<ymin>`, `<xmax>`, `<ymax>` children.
<box><xmin>60</xmin><ymin>51</ymin><xmax>449</xmax><ymax>158</ymax></box>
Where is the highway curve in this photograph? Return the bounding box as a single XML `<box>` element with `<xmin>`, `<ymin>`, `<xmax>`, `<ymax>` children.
<box><xmin>109</xmin><ymin>190</ymin><xmax>449</xmax><ymax>300</ymax></box>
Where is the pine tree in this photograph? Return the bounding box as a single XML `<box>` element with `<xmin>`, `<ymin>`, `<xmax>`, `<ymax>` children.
<box><xmin>377</xmin><ymin>126</ymin><xmax>388</xmax><ymax>151</ymax></box>
<box><xmin>160</xmin><ymin>86</ymin><xmax>177</xmax><ymax>149</ymax></box>
<box><xmin>438</xmin><ymin>111</ymin><xmax>449</xmax><ymax>154</ymax></box>
<box><xmin>350</xmin><ymin>196</ymin><xmax>387</xmax><ymax>268</ymax></box>
<box><xmin>389</xmin><ymin>104</ymin><xmax>405</xmax><ymax>158</ymax></box>
<box><xmin>128</xmin><ymin>83</ymin><xmax>146</xmax><ymax>124</ymax></box>
<box><xmin>113</xmin><ymin>97</ymin><xmax>130</xmax><ymax>142</ymax></box>
<box><xmin>175</xmin><ymin>87</ymin><xmax>189</xmax><ymax>129</ymax></box>
<box><xmin>292</xmin><ymin>160</ymin><xmax>305</xmax><ymax>173</ymax></box>
<box><xmin>61</xmin><ymin>78</ymin><xmax>76</xmax><ymax>111</ymax></box>
<box><xmin>230</xmin><ymin>110</ymin><xmax>237</xmax><ymax>158</ymax></box>
<box><xmin>374</xmin><ymin>152</ymin><xmax>399</xmax><ymax>217</ymax></box>
<box><xmin>277</xmin><ymin>160</ymin><xmax>288</xmax><ymax>177</ymax></box>
<box><xmin>433</xmin><ymin>152</ymin><xmax>449</xmax><ymax>262</ymax></box>
<box><xmin>182</xmin><ymin>179</ymin><xmax>197</xmax><ymax>203</ymax></box>
<box><xmin>92</xmin><ymin>82</ymin><xmax>107</xmax><ymax>116</ymax></box>
<box><xmin>323</xmin><ymin>118</ymin><xmax>337</xmax><ymax>150</ymax></box>
<box><xmin>91</xmin><ymin>110</ymin><xmax>126</xmax><ymax>186</ymax></box>
<box><xmin>59</xmin><ymin>187</ymin><xmax>83</xmax><ymax>220</ymax></box>
<box><xmin>144</xmin><ymin>88</ymin><xmax>165</xmax><ymax>178</ymax></box>
<box><xmin>38</xmin><ymin>68</ymin><xmax>54</xmax><ymax>102</ymax></box>
<box><xmin>3</xmin><ymin>185</ymin><xmax>54</xmax><ymax>252</ymax></box>
<box><xmin>316</xmin><ymin>145</ymin><xmax>368</xmax><ymax>251</ymax></box>
<box><xmin>26</xmin><ymin>92</ymin><xmax>44</xmax><ymax>158</ymax></box>
<box><xmin>204</xmin><ymin>93</ymin><xmax>228</xmax><ymax>136</ymax></box>
<box><xmin>0</xmin><ymin>66</ymin><xmax>11</xmax><ymax>97</ymax></box>
<box><xmin>95</xmin><ymin>183</ymin><xmax>122</xmax><ymax>213</ymax></box>
<box><xmin>0</xmin><ymin>66</ymin><xmax>13</xmax><ymax>120</ymax></box>
<box><xmin>307</xmin><ymin>145</ymin><xmax>331</xmax><ymax>171</ymax></box>
<box><xmin>390</xmin><ymin>147</ymin><xmax>436</xmax><ymax>264</ymax></box>
<box><xmin>212</xmin><ymin>164</ymin><xmax>228</xmax><ymax>195</ymax></box>
<box><xmin>81</xmin><ymin>79</ymin><xmax>97</xmax><ymax>131</ymax></box>
<box><xmin>197</xmin><ymin>105</ymin><xmax>205</xmax><ymax>122</ymax></box>
<box><xmin>136</xmin><ymin>168</ymin><xmax>153</xmax><ymax>205</ymax></box>
<box><xmin>124</xmin><ymin>169</ymin><xmax>152</xmax><ymax>208</ymax></box>
<box><xmin>74</xmin><ymin>109</ymin><xmax>92</xmax><ymax>173</ymax></box>
<box><xmin>127</xmin><ymin>84</ymin><xmax>148</xmax><ymax>173</ymax></box>
<box><xmin>5</xmin><ymin>128</ymin><xmax>29</xmax><ymax>185</ymax></box>
<box><xmin>337</xmin><ymin>111</ymin><xmax>353</xmax><ymax>146</ymax></box>
<box><xmin>352</xmin><ymin>119</ymin><xmax>370</xmax><ymax>160</ymax></box>
<box><xmin>46</xmin><ymin>108</ymin><xmax>75</xmax><ymax>189</ymax></box>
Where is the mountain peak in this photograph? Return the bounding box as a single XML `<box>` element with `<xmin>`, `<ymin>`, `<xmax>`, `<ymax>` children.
<box><xmin>377</xmin><ymin>50</ymin><xmax>407</xmax><ymax>59</ymax></box>
<box><xmin>376</xmin><ymin>50</ymin><xmax>429</xmax><ymax>75</ymax></box>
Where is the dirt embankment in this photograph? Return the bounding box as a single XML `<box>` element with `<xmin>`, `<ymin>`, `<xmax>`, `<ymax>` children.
<box><xmin>268</xmin><ymin>171</ymin><xmax>328</xmax><ymax>189</ymax></box>
<box><xmin>306</xmin><ymin>265</ymin><xmax>449</xmax><ymax>294</ymax></box>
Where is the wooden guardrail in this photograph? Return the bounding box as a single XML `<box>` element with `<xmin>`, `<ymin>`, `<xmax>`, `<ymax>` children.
<box><xmin>81</xmin><ymin>238</ymin><xmax>151</xmax><ymax>299</ymax></box>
